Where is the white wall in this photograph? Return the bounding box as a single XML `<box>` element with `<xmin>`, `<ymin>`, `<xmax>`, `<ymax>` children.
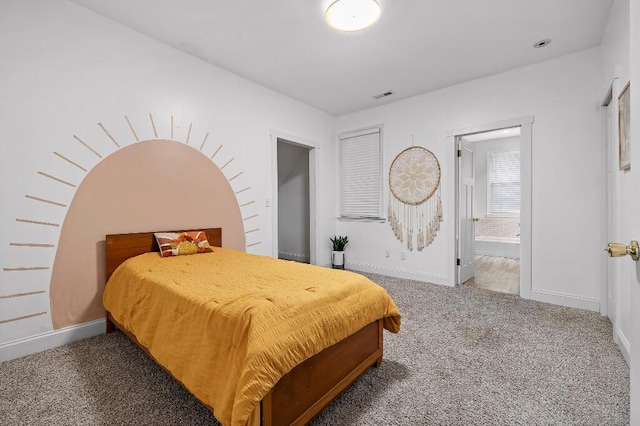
<box><xmin>277</xmin><ymin>141</ymin><xmax>310</xmax><ymax>262</ymax></box>
<box><xmin>601</xmin><ymin>0</ymin><xmax>630</xmax><ymax>91</ymax></box>
<box><xmin>0</xmin><ymin>0</ymin><xmax>336</xmax><ymax>348</ymax></box>
<box><xmin>336</xmin><ymin>48</ymin><xmax>605</xmax><ymax>310</ymax></box>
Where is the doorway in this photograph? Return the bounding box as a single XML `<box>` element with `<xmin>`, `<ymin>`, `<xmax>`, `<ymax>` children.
<box><xmin>271</xmin><ymin>132</ymin><xmax>318</xmax><ymax>265</ymax></box>
<box><xmin>277</xmin><ymin>139</ymin><xmax>310</xmax><ymax>263</ymax></box>
<box><xmin>449</xmin><ymin>116</ymin><xmax>533</xmax><ymax>299</ymax></box>
<box><xmin>460</xmin><ymin>127</ymin><xmax>521</xmax><ymax>294</ymax></box>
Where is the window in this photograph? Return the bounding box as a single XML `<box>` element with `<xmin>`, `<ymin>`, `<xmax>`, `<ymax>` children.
<box><xmin>488</xmin><ymin>150</ymin><xmax>520</xmax><ymax>214</ymax></box>
<box><xmin>340</xmin><ymin>126</ymin><xmax>383</xmax><ymax>219</ymax></box>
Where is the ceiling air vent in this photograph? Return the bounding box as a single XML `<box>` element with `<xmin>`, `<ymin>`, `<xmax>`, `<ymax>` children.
<box><xmin>373</xmin><ymin>91</ymin><xmax>394</xmax><ymax>100</ymax></box>
<box><xmin>533</xmin><ymin>39</ymin><xmax>552</xmax><ymax>48</ymax></box>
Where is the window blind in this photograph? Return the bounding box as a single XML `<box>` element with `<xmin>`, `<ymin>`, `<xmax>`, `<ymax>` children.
<box><xmin>340</xmin><ymin>128</ymin><xmax>382</xmax><ymax>218</ymax></box>
<box><xmin>489</xmin><ymin>150</ymin><xmax>520</xmax><ymax>214</ymax></box>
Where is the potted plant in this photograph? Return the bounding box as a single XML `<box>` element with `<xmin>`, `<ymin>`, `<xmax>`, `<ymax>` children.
<box><xmin>330</xmin><ymin>235</ymin><xmax>349</xmax><ymax>269</ymax></box>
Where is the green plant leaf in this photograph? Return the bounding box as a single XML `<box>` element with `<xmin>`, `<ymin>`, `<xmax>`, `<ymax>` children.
<box><xmin>330</xmin><ymin>235</ymin><xmax>349</xmax><ymax>251</ymax></box>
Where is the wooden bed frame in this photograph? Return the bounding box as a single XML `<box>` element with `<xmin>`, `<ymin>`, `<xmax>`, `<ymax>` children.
<box><xmin>104</xmin><ymin>228</ymin><xmax>383</xmax><ymax>426</ymax></box>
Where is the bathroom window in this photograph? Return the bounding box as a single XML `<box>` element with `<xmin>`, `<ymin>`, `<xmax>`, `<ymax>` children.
<box><xmin>488</xmin><ymin>150</ymin><xmax>520</xmax><ymax>215</ymax></box>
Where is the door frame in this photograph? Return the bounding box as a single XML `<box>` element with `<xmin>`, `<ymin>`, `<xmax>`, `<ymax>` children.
<box><xmin>447</xmin><ymin>115</ymin><xmax>533</xmax><ymax>299</ymax></box>
<box><xmin>270</xmin><ymin>130</ymin><xmax>318</xmax><ymax>265</ymax></box>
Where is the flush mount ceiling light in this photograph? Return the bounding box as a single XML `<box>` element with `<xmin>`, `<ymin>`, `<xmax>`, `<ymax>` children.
<box><xmin>325</xmin><ymin>0</ymin><xmax>381</xmax><ymax>32</ymax></box>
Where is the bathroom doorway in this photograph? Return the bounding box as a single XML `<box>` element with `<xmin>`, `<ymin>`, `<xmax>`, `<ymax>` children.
<box><xmin>458</xmin><ymin>127</ymin><xmax>522</xmax><ymax>294</ymax></box>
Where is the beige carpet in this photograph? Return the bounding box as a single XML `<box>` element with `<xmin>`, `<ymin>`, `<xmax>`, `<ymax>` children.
<box><xmin>0</xmin><ymin>272</ymin><xmax>629</xmax><ymax>425</ymax></box>
<box><xmin>465</xmin><ymin>255</ymin><xmax>520</xmax><ymax>294</ymax></box>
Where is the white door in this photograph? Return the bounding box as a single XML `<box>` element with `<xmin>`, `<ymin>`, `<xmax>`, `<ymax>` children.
<box><xmin>604</xmin><ymin>79</ymin><xmax>636</xmax><ymax>367</ymax></box>
<box><xmin>625</xmin><ymin>89</ymin><xmax>640</xmax><ymax>425</ymax></box>
<box><xmin>604</xmin><ymin>75</ymin><xmax>638</xmax><ymax>421</ymax></box>
<box><xmin>629</xmin><ymin>11</ymin><xmax>640</xmax><ymax>419</ymax></box>
<box><xmin>458</xmin><ymin>138</ymin><xmax>475</xmax><ymax>284</ymax></box>
<box><xmin>630</xmin><ymin>110</ymin><xmax>640</xmax><ymax>426</ymax></box>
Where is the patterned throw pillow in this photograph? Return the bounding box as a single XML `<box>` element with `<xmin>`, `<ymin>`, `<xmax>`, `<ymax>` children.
<box><xmin>154</xmin><ymin>231</ymin><xmax>213</xmax><ymax>257</ymax></box>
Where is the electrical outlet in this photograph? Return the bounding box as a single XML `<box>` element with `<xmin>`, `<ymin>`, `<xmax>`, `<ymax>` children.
<box><xmin>385</xmin><ymin>250</ymin><xmax>390</xmax><ymax>258</ymax></box>
<box><xmin>400</xmin><ymin>251</ymin><xmax>406</xmax><ymax>260</ymax></box>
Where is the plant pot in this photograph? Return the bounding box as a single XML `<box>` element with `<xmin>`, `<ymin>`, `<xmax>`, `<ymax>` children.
<box><xmin>332</xmin><ymin>250</ymin><xmax>345</xmax><ymax>269</ymax></box>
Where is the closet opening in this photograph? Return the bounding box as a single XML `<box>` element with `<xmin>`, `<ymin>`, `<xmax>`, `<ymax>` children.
<box><xmin>274</xmin><ymin>137</ymin><xmax>315</xmax><ymax>264</ymax></box>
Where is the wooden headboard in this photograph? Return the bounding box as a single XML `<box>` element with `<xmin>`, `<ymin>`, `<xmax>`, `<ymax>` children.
<box><xmin>105</xmin><ymin>228</ymin><xmax>222</xmax><ymax>280</ymax></box>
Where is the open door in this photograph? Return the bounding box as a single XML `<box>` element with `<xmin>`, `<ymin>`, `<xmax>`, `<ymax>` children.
<box><xmin>632</xmin><ymin>10</ymin><xmax>640</xmax><ymax>419</ymax></box>
<box><xmin>629</xmin><ymin>8</ymin><xmax>639</xmax><ymax>420</ymax></box>
<box><xmin>603</xmin><ymin>79</ymin><xmax>633</xmax><ymax>365</ymax></box>
<box><xmin>457</xmin><ymin>137</ymin><xmax>475</xmax><ymax>284</ymax></box>
<box><xmin>608</xmin><ymin>84</ymin><xmax>640</xmax><ymax>423</ymax></box>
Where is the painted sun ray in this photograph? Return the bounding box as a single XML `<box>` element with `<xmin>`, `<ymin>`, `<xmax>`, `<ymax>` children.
<box><xmin>235</xmin><ymin>186</ymin><xmax>251</xmax><ymax>195</ymax></box>
<box><xmin>0</xmin><ymin>312</ymin><xmax>47</xmax><ymax>325</ymax></box>
<box><xmin>211</xmin><ymin>145</ymin><xmax>223</xmax><ymax>160</ymax></box>
<box><xmin>25</xmin><ymin>195</ymin><xmax>67</xmax><ymax>208</ymax></box>
<box><xmin>124</xmin><ymin>115</ymin><xmax>139</xmax><ymax>142</ymax></box>
<box><xmin>53</xmin><ymin>152</ymin><xmax>88</xmax><ymax>172</ymax></box>
<box><xmin>221</xmin><ymin>157</ymin><xmax>234</xmax><ymax>170</ymax></box>
<box><xmin>37</xmin><ymin>171</ymin><xmax>76</xmax><ymax>188</ymax></box>
<box><xmin>200</xmin><ymin>132</ymin><xmax>209</xmax><ymax>151</ymax></box>
<box><xmin>149</xmin><ymin>113</ymin><xmax>158</xmax><ymax>138</ymax></box>
<box><xmin>243</xmin><ymin>213</ymin><xmax>258</xmax><ymax>221</ymax></box>
<box><xmin>16</xmin><ymin>219</ymin><xmax>60</xmax><ymax>227</ymax></box>
<box><xmin>239</xmin><ymin>200</ymin><xmax>255</xmax><ymax>208</ymax></box>
<box><xmin>3</xmin><ymin>267</ymin><xmax>50</xmax><ymax>272</ymax></box>
<box><xmin>10</xmin><ymin>243</ymin><xmax>55</xmax><ymax>248</ymax></box>
<box><xmin>246</xmin><ymin>241</ymin><xmax>262</xmax><ymax>248</ymax></box>
<box><xmin>73</xmin><ymin>135</ymin><xmax>103</xmax><ymax>158</ymax></box>
<box><xmin>97</xmin><ymin>122</ymin><xmax>120</xmax><ymax>148</ymax></box>
<box><xmin>186</xmin><ymin>123</ymin><xmax>192</xmax><ymax>144</ymax></box>
<box><xmin>0</xmin><ymin>291</ymin><xmax>46</xmax><ymax>300</ymax></box>
<box><xmin>228</xmin><ymin>171</ymin><xmax>243</xmax><ymax>182</ymax></box>
<box><xmin>245</xmin><ymin>228</ymin><xmax>260</xmax><ymax>234</ymax></box>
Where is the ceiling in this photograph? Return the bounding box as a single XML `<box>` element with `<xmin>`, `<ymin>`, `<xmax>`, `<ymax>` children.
<box><xmin>70</xmin><ymin>0</ymin><xmax>613</xmax><ymax>116</ymax></box>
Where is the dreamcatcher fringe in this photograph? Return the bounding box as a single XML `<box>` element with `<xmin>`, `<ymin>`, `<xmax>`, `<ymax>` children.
<box><xmin>388</xmin><ymin>186</ymin><xmax>443</xmax><ymax>251</ymax></box>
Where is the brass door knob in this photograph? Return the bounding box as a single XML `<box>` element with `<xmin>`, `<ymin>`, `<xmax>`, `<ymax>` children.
<box><xmin>605</xmin><ymin>241</ymin><xmax>639</xmax><ymax>261</ymax></box>
<box><xmin>472</xmin><ymin>217</ymin><xmax>480</xmax><ymax>222</ymax></box>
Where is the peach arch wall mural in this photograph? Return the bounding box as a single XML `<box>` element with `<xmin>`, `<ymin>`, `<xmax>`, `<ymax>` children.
<box><xmin>1</xmin><ymin>114</ymin><xmax>260</xmax><ymax>341</ymax></box>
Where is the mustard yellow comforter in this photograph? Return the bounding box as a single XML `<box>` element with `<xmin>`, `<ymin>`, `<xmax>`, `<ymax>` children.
<box><xmin>103</xmin><ymin>248</ymin><xmax>401</xmax><ymax>426</ymax></box>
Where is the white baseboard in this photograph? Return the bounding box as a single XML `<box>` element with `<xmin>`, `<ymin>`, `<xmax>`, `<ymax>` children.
<box><xmin>278</xmin><ymin>251</ymin><xmax>310</xmax><ymax>263</ymax></box>
<box><xmin>345</xmin><ymin>261</ymin><xmax>449</xmax><ymax>286</ymax></box>
<box><xmin>0</xmin><ymin>318</ymin><xmax>106</xmax><ymax>362</ymax></box>
<box><xmin>530</xmin><ymin>288</ymin><xmax>599</xmax><ymax>312</ymax></box>
<box><xmin>320</xmin><ymin>262</ymin><xmax>597</xmax><ymax>312</ymax></box>
<box><xmin>614</xmin><ymin>326</ymin><xmax>631</xmax><ymax>366</ymax></box>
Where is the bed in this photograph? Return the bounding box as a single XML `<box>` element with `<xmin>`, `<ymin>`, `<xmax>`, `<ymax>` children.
<box><xmin>103</xmin><ymin>228</ymin><xmax>401</xmax><ymax>426</ymax></box>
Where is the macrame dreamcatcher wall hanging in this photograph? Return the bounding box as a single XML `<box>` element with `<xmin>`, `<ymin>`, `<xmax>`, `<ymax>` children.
<box><xmin>388</xmin><ymin>145</ymin><xmax>443</xmax><ymax>251</ymax></box>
